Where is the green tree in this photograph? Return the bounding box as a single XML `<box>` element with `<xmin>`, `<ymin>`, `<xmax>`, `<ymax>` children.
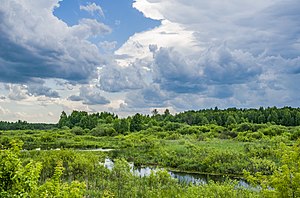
<box><xmin>130</xmin><ymin>113</ymin><xmax>143</xmax><ymax>132</ymax></box>
<box><xmin>226</xmin><ymin>115</ymin><xmax>237</xmax><ymax>126</ymax></box>
<box><xmin>164</xmin><ymin>109</ymin><xmax>170</xmax><ymax>116</ymax></box>
<box><xmin>201</xmin><ymin>116</ymin><xmax>209</xmax><ymax>125</ymax></box>
<box><xmin>79</xmin><ymin>115</ymin><xmax>97</xmax><ymax>129</ymax></box>
<box><xmin>113</xmin><ymin>118</ymin><xmax>130</xmax><ymax>134</ymax></box>
<box><xmin>152</xmin><ymin>109</ymin><xmax>159</xmax><ymax>116</ymax></box>
<box><xmin>281</xmin><ymin>110</ymin><xmax>293</xmax><ymax>126</ymax></box>
<box><xmin>295</xmin><ymin>112</ymin><xmax>300</xmax><ymax>126</ymax></box>
<box><xmin>58</xmin><ymin>111</ymin><xmax>69</xmax><ymax>128</ymax></box>
<box><xmin>69</xmin><ymin>111</ymin><xmax>88</xmax><ymax>128</ymax></box>
<box><xmin>267</xmin><ymin>111</ymin><xmax>279</xmax><ymax>124</ymax></box>
<box><xmin>257</xmin><ymin>114</ymin><xmax>266</xmax><ymax>124</ymax></box>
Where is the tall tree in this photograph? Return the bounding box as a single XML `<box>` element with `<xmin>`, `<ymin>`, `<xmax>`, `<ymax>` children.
<box><xmin>130</xmin><ymin>113</ymin><xmax>143</xmax><ymax>132</ymax></box>
<box><xmin>58</xmin><ymin>111</ymin><xmax>69</xmax><ymax>128</ymax></box>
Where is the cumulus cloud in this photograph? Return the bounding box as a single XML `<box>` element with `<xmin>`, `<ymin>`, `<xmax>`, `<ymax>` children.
<box><xmin>0</xmin><ymin>105</ymin><xmax>10</xmax><ymax>115</ymax></box>
<box><xmin>152</xmin><ymin>47</ymin><xmax>205</xmax><ymax>93</ymax></box>
<box><xmin>201</xmin><ymin>45</ymin><xmax>262</xmax><ymax>85</ymax></box>
<box><xmin>207</xmin><ymin>85</ymin><xmax>234</xmax><ymax>99</ymax></box>
<box><xmin>110</xmin><ymin>0</ymin><xmax>300</xmax><ymax>111</ymax></box>
<box><xmin>149</xmin><ymin>44</ymin><xmax>262</xmax><ymax>93</ymax></box>
<box><xmin>1</xmin><ymin>0</ymin><xmax>300</xmax><ymax>120</ymax></box>
<box><xmin>68</xmin><ymin>86</ymin><xmax>110</xmax><ymax>105</ymax></box>
<box><xmin>4</xmin><ymin>82</ymin><xmax>60</xmax><ymax>100</ymax></box>
<box><xmin>0</xmin><ymin>0</ymin><xmax>109</xmax><ymax>84</ymax></box>
<box><xmin>129</xmin><ymin>0</ymin><xmax>300</xmax><ymax>57</ymax></box>
<box><xmin>5</xmin><ymin>84</ymin><xmax>28</xmax><ymax>101</ymax></box>
<box><xmin>70</xmin><ymin>18</ymin><xmax>111</xmax><ymax>39</ymax></box>
<box><xmin>80</xmin><ymin>2</ymin><xmax>104</xmax><ymax>17</ymax></box>
<box><xmin>99</xmin><ymin>60</ymin><xmax>149</xmax><ymax>92</ymax></box>
<box><xmin>68</xmin><ymin>95</ymin><xmax>82</xmax><ymax>102</ymax></box>
<box><xmin>115</xmin><ymin>20</ymin><xmax>199</xmax><ymax>66</ymax></box>
<box><xmin>27</xmin><ymin>83</ymin><xmax>60</xmax><ymax>98</ymax></box>
<box><xmin>124</xmin><ymin>84</ymin><xmax>173</xmax><ymax>108</ymax></box>
<box><xmin>99</xmin><ymin>41</ymin><xmax>118</xmax><ymax>53</ymax></box>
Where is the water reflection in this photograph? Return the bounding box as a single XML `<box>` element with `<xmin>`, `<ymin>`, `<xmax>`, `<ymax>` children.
<box><xmin>102</xmin><ymin>158</ymin><xmax>250</xmax><ymax>187</ymax></box>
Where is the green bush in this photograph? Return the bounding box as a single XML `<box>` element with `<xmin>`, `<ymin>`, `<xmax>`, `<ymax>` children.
<box><xmin>0</xmin><ymin>141</ymin><xmax>85</xmax><ymax>197</ymax></box>
<box><xmin>71</xmin><ymin>126</ymin><xmax>84</xmax><ymax>135</ymax></box>
<box><xmin>91</xmin><ymin>126</ymin><xmax>117</xmax><ymax>136</ymax></box>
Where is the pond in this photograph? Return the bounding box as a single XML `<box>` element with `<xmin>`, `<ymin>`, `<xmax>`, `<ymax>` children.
<box><xmin>102</xmin><ymin>158</ymin><xmax>254</xmax><ymax>189</ymax></box>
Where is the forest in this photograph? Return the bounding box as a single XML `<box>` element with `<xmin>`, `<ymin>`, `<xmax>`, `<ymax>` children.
<box><xmin>1</xmin><ymin>107</ymin><xmax>300</xmax><ymax>197</ymax></box>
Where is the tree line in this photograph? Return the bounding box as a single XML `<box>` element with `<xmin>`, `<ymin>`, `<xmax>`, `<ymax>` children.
<box><xmin>1</xmin><ymin>106</ymin><xmax>300</xmax><ymax>131</ymax></box>
<box><xmin>0</xmin><ymin>120</ymin><xmax>57</xmax><ymax>130</ymax></box>
<box><xmin>58</xmin><ymin>106</ymin><xmax>300</xmax><ymax>132</ymax></box>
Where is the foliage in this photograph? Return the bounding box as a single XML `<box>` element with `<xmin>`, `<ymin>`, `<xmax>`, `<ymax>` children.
<box><xmin>0</xmin><ymin>120</ymin><xmax>56</xmax><ymax>130</ymax></box>
<box><xmin>0</xmin><ymin>141</ymin><xmax>85</xmax><ymax>197</ymax></box>
<box><xmin>244</xmin><ymin>140</ymin><xmax>300</xmax><ymax>197</ymax></box>
<box><xmin>2</xmin><ymin>107</ymin><xmax>300</xmax><ymax>197</ymax></box>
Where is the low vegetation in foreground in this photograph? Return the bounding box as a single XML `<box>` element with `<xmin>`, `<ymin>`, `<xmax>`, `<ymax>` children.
<box><xmin>1</xmin><ymin>107</ymin><xmax>300</xmax><ymax>197</ymax></box>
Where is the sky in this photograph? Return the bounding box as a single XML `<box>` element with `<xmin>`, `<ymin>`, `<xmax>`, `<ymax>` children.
<box><xmin>0</xmin><ymin>0</ymin><xmax>300</xmax><ymax>123</ymax></box>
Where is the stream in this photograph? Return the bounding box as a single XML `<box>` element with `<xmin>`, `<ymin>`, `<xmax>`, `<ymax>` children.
<box><xmin>27</xmin><ymin>148</ymin><xmax>254</xmax><ymax>189</ymax></box>
<box><xmin>102</xmin><ymin>158</ymin><xmax>253</xmax><ymax>189</ymax></box>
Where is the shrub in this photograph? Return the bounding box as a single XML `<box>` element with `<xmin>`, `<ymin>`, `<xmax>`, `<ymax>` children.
<box><xmin>71</xmin><ymin>126</ymin><xmax>84</xmax><ymax>135</ymax></box>
<box><xmin>91</xmin><ymin>126</ymin><xmax>117</xmax><ymax>137</ymax></box>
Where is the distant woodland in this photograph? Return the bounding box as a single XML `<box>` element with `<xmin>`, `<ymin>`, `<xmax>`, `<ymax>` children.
<box><xmin>1</xmin><ymin>106</ymin><xmax>300</xmax><ymax>131</ymax></box>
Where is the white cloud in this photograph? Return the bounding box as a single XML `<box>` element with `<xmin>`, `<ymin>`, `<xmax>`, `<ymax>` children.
<box><xmin>1</xmin><ymin>0</ymin><xmax>300</xmax><ymax>122</ymax></box>
<box><xmin>4</xmin><ymin>82</ymin><xmax>60</xmax><ymax>100</ymax></box>
<box><xmin>126</xmin><ymin>0</ymin><xmax>299</xmax><ymax>59</ymax></box>
<box><xmin>0</xmin><ymin>105</ymin><xmax>10</xmax><ymax>115</ymax></box>
<box><xmin>200</xmin><ymin>45</ymin><xmax>262</xmax><ymax>85</ymax></box>
<box><xmin>99</xmin><ymin>59</ymin><xmax>150</xmax><ymax>92</ymax></box>
<box><xmin>48</xmin><ymin>112</ymin><xmax>54</xmax><ymax>117</ymax></box>
<box><xmin>110</xmin><ymin>0</ymin><xmax>300</xmax><ymax>111</ymax></box>
<box><xmin>0</xmin><ymin>0</ymin><xmax>110</xmax><ymax>83</ymax></box>
<box><xmin>80</xmin><ymin>2</ymin><xmax>104</xmax><ymax>17</ymax></box>
<box><xmin>70</xmin><ymin>18</ymin><xmax>111</xmax><ymax>39</ymax></box>
<box><xmin>133</xmin><ymin>0</ymin><xmax>164</xmax><ymax>20</ymax></box>
<box><xmin>5</xmin><ymin>84</ymin><xmax>28</xmax><ymax>101</ymax></box>
<box><xmin>68</xmin><ymin>85</ymin><xmax>110</xmax><ymax>105</ymax></box>
<box><xmin>27</xmin><ymin>83</ymin><xmax>60</xmax><ymax>98</ymax></box>
<box><xmin>115</xmin><ymin>20</ymin><xmax>200</xmax><ymax>66</ymax></box>
<box><xmin>99</xmin><ymin>41</ymin><xmax>118</xmax><ymax>53</ymax></box>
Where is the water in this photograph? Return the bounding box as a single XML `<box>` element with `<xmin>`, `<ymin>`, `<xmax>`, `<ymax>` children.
<box><xmin>25</xmin><ymin>148</ymin><xmax>114</xmax><ymax>152</ymax></box>
<box><xmin>78</xmin><ymin>148</ymin><xmax>115</xmax><ymax>152</ymax></box>
<box><xmin>102</xmin><ymin>158</ymin><xmax>250</xmax><ymax>187</ymax></box>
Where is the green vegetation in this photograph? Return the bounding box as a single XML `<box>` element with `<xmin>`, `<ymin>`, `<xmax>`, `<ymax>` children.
<box><xmin>1</xmin><ymin>107</ymin><xmax>300</xmax><ymax>197</ymax></box>
<box><xmin>0</xmin><ymin>120</ymin><xmax>57</xmax><ymax>130</ymax></box>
